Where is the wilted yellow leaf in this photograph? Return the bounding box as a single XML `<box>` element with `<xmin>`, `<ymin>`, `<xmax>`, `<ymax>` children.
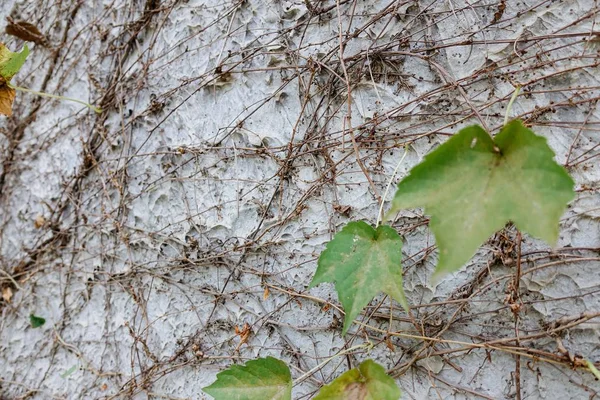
<box><xmin>0</xmin><ymin>43</ymin><xmax>29</xmax><ymax>117</ymax></box>
<box><xmin>2</xmin><ymin>286</ymin><xmax>13</xmax><ymax>303</ymax></box>
<box><xmin>34</xmin><ymin>215</ymin><xmax>45</xmax><ymax>229</ymax></box>
<box><xmin>0</xmin><ymin>84</ymin><xmax>16</xmax><ymax>116</ymax></box>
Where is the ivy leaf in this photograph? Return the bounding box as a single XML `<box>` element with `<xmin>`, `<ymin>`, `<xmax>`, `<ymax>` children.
<box><xmin>203</xmin><ymin>356</ymin><xmax>292</xmax><ymax>400</ymax></box>
<box><xmin>309</xmin><ymin>221</ymin><xmax>407</xmax><ymax>335</ymax></box>
<box><xmin>29</xmin><ymin>313</ymin><xmax>46</xmax><ymax>328</ymax></box>
<box><xmin>0</xmin><ymin>43</ymin><xmax>29</xmax><ymax>116</ymax></box>
<box><xmin>388</xmin><ymin>120</ymin><xmax>574</xmax><ymax>279</ymax></box>
<box><xmin>314</xmin><ymin>359</ymin><xmax>401</xmax><ymax>400</ymax></box>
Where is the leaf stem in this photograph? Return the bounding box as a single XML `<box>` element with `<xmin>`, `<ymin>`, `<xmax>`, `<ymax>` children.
<box><xmin>9</xmin><ymin>84</ymin><xmax>102</xmax><ymax>113</ymax></box>
<box><xmin>376</xmin><ymin>145</ymin><xmax>408</xmax><ymax>227</ymax></box>
<box><xmin>504</xmin><ymin>85</ymin><xmax>521</xmax><ymax>126</ymax></box>
<box><xmin>293</xmin><ymin>342</ymin><xmax>373</xmax><ymax>385</ymax></box>
<box><xmin>585</xmin><ymin>359</ymin><xmax>600</xmax><ymax>380</ymax></box>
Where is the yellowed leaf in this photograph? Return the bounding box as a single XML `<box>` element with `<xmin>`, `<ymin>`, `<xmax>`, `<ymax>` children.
<box><xmin>263</xmin><ymin>286</ymin><xmax>269</xmax><ymax>300</ymax></box>
<box><xmin>234</xmin><ymin>323</ymin><xmax>252</xmax><ymax>352</ymax></box>
<box><xmin>2</xmin><ymin>286</ymin><xmax>13</xmax><ymax>303</ymax></box>
<box><xmin>34</xmin><ymin>215</ymin><xmax>45</xmax><ymax>229</ymax></box>
<box><xmin>0</xmin><ymin>43</ymin><xmax>29</xmax><ymax>117</ymax></box>
<box><xmin>0</xmin><ymin>84</ymin><xmax>16</xmax><ymax>116</ymax></box>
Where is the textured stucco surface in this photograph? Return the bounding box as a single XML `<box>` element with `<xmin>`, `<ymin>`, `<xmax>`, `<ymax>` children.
<box><xmin>1</xmin><ymin>0</ymin><xmax>600</xmax><ymax>399</ymax></box>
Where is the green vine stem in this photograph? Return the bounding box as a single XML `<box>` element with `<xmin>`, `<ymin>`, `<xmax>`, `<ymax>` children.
<box><xmin>586</xmin><ymin>359</ymin><xmax>600</xmax><ymax>381</ymax></box>
<box><xmin>9</xmin><ymin>83</ymin><xmax>102</xmax><ymax>114</ymax></box>
<box><xmin>504</xmin><ymin>85</ymin><xmax>521</xmax><ymax>126</ymax></box>
<box><xmin>377</xmin><ymin>145</ymin><xmax>408</xmax><ymax>228</ymax></box>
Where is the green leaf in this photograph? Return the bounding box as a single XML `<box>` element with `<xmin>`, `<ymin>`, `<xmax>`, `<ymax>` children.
<box><xmin>0</xmin><ymin>43</ymin><xmax>28</xmax><ymax>116</ymax></box>
<box><xmin>29</xmin><ymin>313</ymin><xmax>46</xmax><ymax>328</ymax></box>
<box><xmin>314</xmin><ymin>359</ymin><xmax>401</xmax><ymax>400</ymax></box>
<box><xmin>0</xmin><ymin>43</ymin><xmax>29</xmax><ymax>82</ymax></box>
<box><xmin>309</xmin><ymin>221</ymin><xmax>407</xmax><ymax>335</ymax></box>
<box><xmin>388</xmin><ymin>120</ymin><xmax>574</xmax><ymax>279</ymax></box>
<box><xmin>203</xmin><ymin>356</ymin><xmax>292</xmax><ymax>400</ymax></box>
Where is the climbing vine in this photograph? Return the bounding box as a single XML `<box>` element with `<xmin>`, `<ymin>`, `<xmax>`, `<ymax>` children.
<box><xmin>201</xmin><ymin>116</ymin><xmax>577</xmax><ymax>399</ymax></box>
<box><xmin>0</xmin><ymin>39</ymin><xmax>582</xmax><ymax>400</ymax></box>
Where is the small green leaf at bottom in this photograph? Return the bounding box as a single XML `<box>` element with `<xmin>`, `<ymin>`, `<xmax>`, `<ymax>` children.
<box><xmin>29</xmin><ymin>314</ymin><xmax>45</xmax><ymax>328</ymax></box>
<box><xmin>203</xmin><ymin>356</ymin><xmax>291</xmax><ymax>400</ymax></box>
<box><xmin>314</xmin><ymin>359</ymin><xmax>401</xmax><ymax>400</ymax></box>
<box><xmin>309</xmin><ymin>221</ymin><xmax>407</xmax><ymax>335</ymax></box>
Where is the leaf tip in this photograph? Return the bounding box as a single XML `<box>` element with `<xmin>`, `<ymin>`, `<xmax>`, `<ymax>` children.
<box><xmin>397</xmin><ymin>293</ymin><xmax>410</xmax><ymax>314</ymax></box>
<box><xmin>307</xmin><ymin>276</ymin><xmax>321</xmax><ymax>291</ymax></box>
<box><xmin>383</xmin><ymin>207</ymin><xmax>397</xmax><ymax>222</ymax></box>
<box><xmin>430</xmin><ymin>264</ymin><xmax>452</xmax><ymax>285</ymax></box>
<box><xmin>340</xmin><ymin>322</ymin><xmax>350</xmax><ymax>336</ymax></box>
<box><xmin>430</xmin><ymin>271</ymin><xmax>443</xmax><ymax>286</ymax></box>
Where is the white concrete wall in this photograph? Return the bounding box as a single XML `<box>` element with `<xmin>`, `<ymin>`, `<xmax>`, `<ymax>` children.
<box><xmin>1</xmin><ymin>0</ymin><xmax>599</xmax><ymax>399</ymax></box>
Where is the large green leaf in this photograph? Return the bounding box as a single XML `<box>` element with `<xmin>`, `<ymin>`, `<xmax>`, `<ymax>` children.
<box><xmin>387</xmin><ymin>120</ymin><xmax>574</xmax><ymax>279</ymax></box>
<box><xmin>309</xmin><ymin>221</ymin><xmax>407</xmax><ymax>335</ymax></box>
<box><xmin>314</xmin><ymin>359</ymin><xmax>401</xmax><ymax>400</ymax></box>
<box><xmin>203</xmin><ymin>356</ymin><xmax>292</xmax><ymax>400</ymax></box>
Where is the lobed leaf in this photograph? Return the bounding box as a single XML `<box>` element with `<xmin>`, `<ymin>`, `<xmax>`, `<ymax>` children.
<box><xmin>387</xmin><ymin>120</ymin><xmax>574</xmax><ymax>280</ymax></box>
<box><xmin>309</xmin><ymin>221</ymin><xmax>407</xmax><ymax>335</ymax></box>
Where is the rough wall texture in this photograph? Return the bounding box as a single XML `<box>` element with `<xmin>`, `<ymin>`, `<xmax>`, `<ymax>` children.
<box><xmin>0</xmin><ymin>0</ymin><xmax>599</xmax><ymax>399</ymax></box>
